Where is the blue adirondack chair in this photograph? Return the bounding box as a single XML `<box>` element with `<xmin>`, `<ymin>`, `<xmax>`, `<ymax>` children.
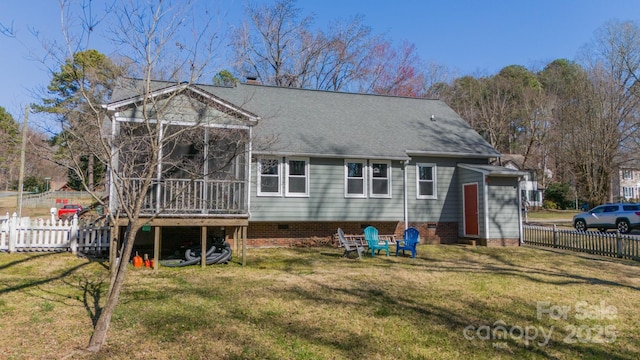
<box><xmin>396</xmin><ymin>227</ymin><xmax>419</xmax><ymax>258</ymax></box>
<box><xmin>364</xmin><ymin>226</ymin><xmax>389</xmax><ymax>257</ymax></box>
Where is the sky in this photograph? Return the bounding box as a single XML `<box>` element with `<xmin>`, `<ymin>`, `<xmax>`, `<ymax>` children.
<box><xmin>2</xmin><ymin>0</ymin><xmax>640</xmax><ymax>123</ymax></box>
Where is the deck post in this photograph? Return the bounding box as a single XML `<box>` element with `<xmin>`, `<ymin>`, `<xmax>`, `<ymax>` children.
<box><xmin>242</xmin><ymin>225</ymin><xmax>247</xmax><ymax>267</ymax></box>
<box><xmin>153</xmin><ymin>226</ymin><xmax>161</xmax><ymax>270</ymax></box>
<box><xmin>201</xmin><ymin>226</ymin><xmax>207</xmax><ymax>268</ymax></box>
<box><xmin>233</xmin><ymin>227</ymin><xmax>238</xmax><ymax>254</ymax></box>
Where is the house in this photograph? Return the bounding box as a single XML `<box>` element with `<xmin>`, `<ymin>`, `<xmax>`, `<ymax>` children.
<box><xmin>104</xmin><ymin>79</ymin><xmax>526</xmax><ymax>264</ymax></box>
<box><xmin>612</xmin><ymin>167</ymin><xmax>640</xmax><ymax>202</ymax></box>
<box><xmin>493</xmin><ymin>154</ymin><xmax>544</xmax><ymax>208</ymax></box>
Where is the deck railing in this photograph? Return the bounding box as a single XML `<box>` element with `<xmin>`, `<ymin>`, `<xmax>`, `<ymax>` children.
<box><xmin>126</xmin><ymin>178</ymin><xmax>248</xmax><ymax>216</ymax></box>
<box><xmin>523</xmin><ymin>224</ymin><xmax>640</xmax><ymax>261</ymax></box>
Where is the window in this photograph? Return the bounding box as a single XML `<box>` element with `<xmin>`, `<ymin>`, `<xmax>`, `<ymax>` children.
<box><xmin>417</xmin><ymin>163</ymin><xmax>437</xmax><ymax>199</ymax></box>
<box><xmin>370</xmin><ymin>161</ymin><xmax>391</xmax><ymax>197</ymax></box>
<box><xmin>345</xmin><ymin>160</ymin><xmax>366</xmax><ymax>197</ymax></box>
<box><xmin>285</xmin><ymin>158</ymin><xmax>309</xmax><ymax>197</ymax></box>
<box><xmin>257</xmin><ymin>157</ymin><xmax>281</xmax><ymax>196</ymax></box>
<box><xmin>623</xmin><ymin>187</ymin><xmax>635</xmax><ymax>198</ymax></box>
<box><xmin>623</xmin><ymin>170</ymin><xmax>633</xmax><ymax>180</ymax></box>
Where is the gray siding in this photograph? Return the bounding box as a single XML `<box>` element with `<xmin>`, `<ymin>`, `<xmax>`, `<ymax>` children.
<box><xmin>487</xmin><ymin>177</ymin><xmax>520</xmax><ymax>239</ymax></box>
<box><xmin>249</xmin><ymin>155</ymin><xmax>497</xmax><ymax>225</ymax></box>
<box><xmin>406</xmin><ymin>157</ymin><xmax>461</xmax><ymax>223</ymax></box>
<box><xmin>250</xmin><ymin>158</ymin><xmax>404</xmax><ymax>221</ymax></box>
<box><xmin>117</xmin><ymin>94</ymin><xmax>250</xmax><ymax>127</ymax></box>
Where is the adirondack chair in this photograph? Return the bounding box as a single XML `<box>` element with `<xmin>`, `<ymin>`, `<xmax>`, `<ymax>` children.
<box><xmin>364</xmin><ymin>226</ymin><xmax>389</xmax><ymax>257</ymax></box>
<box><xmin>337</xmin><ymin>228</ymin><xmax>364</xmax><ymax>260</ymax></box>
<box><xmin>396</xmin><ymin>227</ymin><xmax>419</xmax><ymax>258</ymax></box>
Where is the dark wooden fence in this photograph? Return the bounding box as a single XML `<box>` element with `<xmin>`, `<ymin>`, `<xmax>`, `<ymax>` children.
<box><xmin>523</xmin><ymin>225</ymin><xmax>640</xmax><ymax>261</ymax></box>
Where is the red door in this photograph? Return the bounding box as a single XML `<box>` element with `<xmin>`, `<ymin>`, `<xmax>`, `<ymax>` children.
<box><xmin>464</xmin><ymin>183</ymin><xmax>479</xmax><ymax>236</ymax></box>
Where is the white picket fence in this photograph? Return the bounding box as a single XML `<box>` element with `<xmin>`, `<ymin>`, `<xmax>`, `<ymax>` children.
<box><xmin>0</xmin><ymin>212</ymin><xmax>110</xmax><ymax>255</ymax></box>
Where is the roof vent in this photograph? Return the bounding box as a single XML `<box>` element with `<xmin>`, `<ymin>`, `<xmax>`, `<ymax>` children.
<box><xmin>430</xmin><ymin>114</ymin><xmax>436</xmax><ymax>121</ymax></box>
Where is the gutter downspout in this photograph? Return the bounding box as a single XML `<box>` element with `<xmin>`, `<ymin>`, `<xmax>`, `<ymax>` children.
<box><xmin>483</xmin><ymin>175</ymin><xmax>490</xmax><ymax>241</ymax></box>
<box><xmin>247</xmin><ymin>127</ymin><xmax>252</xmax><ymax>218</ymax></box>
<box><xmin>403</xmin><ymin>159</ymin><xmax>410</xmax><ymax>230</ymax></box>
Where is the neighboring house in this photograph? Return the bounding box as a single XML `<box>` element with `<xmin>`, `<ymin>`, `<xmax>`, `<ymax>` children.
<box><xmin>493</xmin><ymin>154</ymin><xmax>544</xmax><ymax>208</ymax></box>
<box><xmin>103</xmin><ymin>79</ymin><xmax>526</xmax><ymax>262</ymax></box>
<box><xmin>612</xmin><ymin>167</ymin><xmax>640</xmax><ymax>201</ymax></box>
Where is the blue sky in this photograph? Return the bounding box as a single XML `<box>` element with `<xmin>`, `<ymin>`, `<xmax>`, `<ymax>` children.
<box><xmin>2</xmin><ymin>0</ymin><xmax>640</xmax><ymax>121</ymax></box>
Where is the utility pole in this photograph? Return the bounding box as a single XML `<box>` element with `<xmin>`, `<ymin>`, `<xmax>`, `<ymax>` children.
<box><xmin>17</xmin><ymin>106</ymin><xmax>28</xmax><ymax>218</ymax></box>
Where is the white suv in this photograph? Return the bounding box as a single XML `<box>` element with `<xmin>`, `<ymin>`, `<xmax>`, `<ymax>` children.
<box><xmin>573</xmin><ymin>203</ymin><xmax>640</xmax><ymax>234</ymax></box>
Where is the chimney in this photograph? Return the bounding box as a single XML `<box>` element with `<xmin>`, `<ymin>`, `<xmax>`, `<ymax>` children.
<box><xmin>246</xmin><ymin>76</ymin><xmax>260</xmax><ymax>85</ymax></box>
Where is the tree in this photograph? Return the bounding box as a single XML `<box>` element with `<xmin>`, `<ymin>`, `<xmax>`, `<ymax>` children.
<box><xmin>44</xmin><ymin>0</ymin><xmax>229</xmax><ymax>353</ymax></box>
<box><xmin>231</xmin><ymin>0</ymin><xmax>427</xmax><ymax>95</ymax></box>
<box><xmin>537</xmin><ymin>59</ymin><xmax>590</xmax><ymax>199</ymax></box>
<box><xmin>359</xmin><ymin>40</ymin><xmax>425</xmax><ymax>97</ymax></box>
<box><xmin>35</xmin><ymin>49</ymin><xmax>123</xmax><ymax>191</ymax></box>
<box><xmin>544</xmin><ymin>182</ymin><xmax>574</xmax><ymax>210</ymax></box>
<box><xmin>573</xmin><ymin>20</ymin><xmax>640</xmax><ymax>204</ymax></box>
<box><xmin>0</xmin><ymin>106</ymin><xmax>20</xmax><ymax>190</ymax></box>
<box><xmin>231</xmin><ymin>0</ymin><xmax>320</xmax><ymax>87</ymax></box>
<box><xmin>11</xmin><ymin>175</ymin><xmax>47</xmax><ymax>193</ymax></box>
<box><xmin>212</xmin><ymin>70</ymin><xmax>238</xmax><ymax>86</ymax></box>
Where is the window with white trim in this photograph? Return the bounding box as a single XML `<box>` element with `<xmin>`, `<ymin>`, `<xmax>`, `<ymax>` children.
<box><xmin>370</xmin><ymin>161</ymin><xmax>391</xmax><ymax>197</ymax></box>
<box><xmin>623</xmin><ymin>186</ymin><xmax>635</xmax><ymax>198</ymax></box>
<box><xmin>345</xmin><ymin>160</ymin><xmax>366</xmax><ymax>197</ymax></box>
<box><xmin>417</xmin><ymin>163</ymin><xmax>437</xmax><ymax>199</ymax></box>
<box><xmin>257</xmin><ymin>157</ymin><xmax>281</xmax><ymax>196</ymax></box>
<box><xmin>285</xmin><ymin>157</ymin><xmax>309</xmax><ymax>197</ymax></box>
<box><xmin>623</xmin><ymin>170</ymin><xmax>633</xmax><ymax>180</ymax></box>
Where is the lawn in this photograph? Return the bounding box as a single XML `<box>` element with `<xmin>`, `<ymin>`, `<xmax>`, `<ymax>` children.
<box><xmin>0</xmin><ymin>245</ymin><xmax>638</xmax><ymax>359</ymax></box>
<box><xmin>527</xmin><ymin>209</ymin><xmax>578</xmax><ymax>221</ymax></box>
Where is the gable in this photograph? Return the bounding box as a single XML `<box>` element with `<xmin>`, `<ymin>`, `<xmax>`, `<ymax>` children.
<box><xmin>106</xmin><ymin>80</ymin><xmax>259</xmax><ymax>128</ymax></box>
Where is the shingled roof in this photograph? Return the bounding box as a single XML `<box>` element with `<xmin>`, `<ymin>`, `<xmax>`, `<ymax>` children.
<box><xmin>108</xmin><ymin>79</ymin><xmax>500</xmax><ymax>160</ymax></box>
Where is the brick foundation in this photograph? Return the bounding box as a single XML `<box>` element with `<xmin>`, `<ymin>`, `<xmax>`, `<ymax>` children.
<box><xmin>246</xmin><ymin>221</ymin><xmax>462</xmax><ymax>248</ymax></box>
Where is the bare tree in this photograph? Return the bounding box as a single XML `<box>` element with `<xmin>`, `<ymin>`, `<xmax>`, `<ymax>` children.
<box><xmin>231</xmin><ymin>0</ymin><xmax>319</xmax><ymax>87</ymax></box>
<box><xmin>359</xmin><ymin>40</ymin><xmax>425</xmax><ymax>97</ymax></box>
<box><xmin>575</xmin><ymin>20</ymin><xmax>640</xmax><ymax>204</ymax></box>
<box><xmin>0</xmin><ymin>20</ymin><xmax>15</xmax><ymax>37</ymax></box>
<box><xmin>43</xmin><ymin>0</ymin><xmax>234</xmax><ymax>353</ymax></box>
<box><xmin>231</xmin><ymin>0</ymin><xmax>429</xmax><ymax>96</ymax></box>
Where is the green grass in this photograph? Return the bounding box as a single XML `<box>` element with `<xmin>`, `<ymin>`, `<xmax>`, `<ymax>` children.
<box><xmin>0</xmin><ymin>246</ymin><xmax>638</xmax><ymax>359</ymax></box>
<box><xmin>527</xmin><ymin>209</ymin><xmax>579</xmax><ymax>221</ymax></box>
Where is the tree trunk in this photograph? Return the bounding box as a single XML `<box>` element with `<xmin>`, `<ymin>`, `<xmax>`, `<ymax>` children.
<box><xmin>88</xmin><ymin>155</ymin><xmax>95</xmax><ymax>191</ymax></box>
<box><xmin>87</xmin><ymin>221</ymin><xmax>139</xmax><ymax>352</ymax></box>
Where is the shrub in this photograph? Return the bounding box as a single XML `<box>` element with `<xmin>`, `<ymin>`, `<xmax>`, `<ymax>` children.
<box><xmin>543</xmin><ymin>199</ymin><xmax>558</xmax><ymax>210</ymax></box>
<box><xmin>544</xmin><ymin>182</ymin><xmax>573</xmax><ymax>209</ymax></box>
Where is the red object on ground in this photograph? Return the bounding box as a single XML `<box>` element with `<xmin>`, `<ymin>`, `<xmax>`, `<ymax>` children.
<box><xmin>133</xmin><ymin>253</ymin><xmax>143</xmax><ymax>268</ymax></box>
<box><xmin>57</xmin><ymin>204</ymin><xmax>83</xmax><ymax>219</ymax></box>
